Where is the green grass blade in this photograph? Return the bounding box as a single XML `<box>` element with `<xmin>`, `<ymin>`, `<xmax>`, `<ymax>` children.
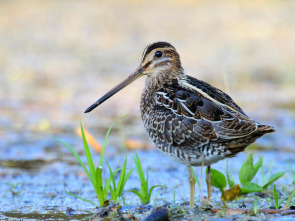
<box><xmin>109</xmin><ymin>185</ymin><xmax>116</xmax><ymax>201</ymax></box>
<box><xmin>144</xmin><ymin>170</ymin><xmax>149</xmax><ymax>196</ymax></box>
<box><xmin>253</xmin><ymin>197</ymin><xmax>258</xmax><ymax>215</ymax></box>
<box><xmin>116</xmin><ymin>156</ymin><xmax>127</xmax><ymax>197</ymax></box>
<box><xmin>253</xmin><ymin>156</ymin><xmax>263</xmax><ymax>176</ymax></box>
<box><xmin>112</xmin><ymin>168</ymin><xmax>121</xmax><ymax>175</ymax></box>
<box><xmin>274</xmin><ymin>185</ymin><xmax>279</xmax><ymax>209</ymax></box>
<box><xmin>153</xmin><ymin>191</ymin><xmax>160</xmax><ymax>205</ymax></box>
<box><xmin>129</xmin><ymin>190</ymin><xmax>146</xmax><ymax>204</ymax></box>
<box><xmin>133</xmin><ymin>153</ymin><xmax>145</xmax><ymax>184</ymax></box>
<box><xmin>262</xmin><ymin>171</ymin><xmax>286</xmax><ymax>188</ymax></box>
<box><xmin>103</xmin><ymin>168</ymin><xmax>120</xmax><ymax>200</ymax></box>
<box><xmin>283</xmin><ymin>189</ymin><xmax>295</xmax><ymax>211</ymax></box>
<box><xmin>133</xmin><ymin>153</ymin><xmax>148</xmax><ymax>196</ymax></box>
<box><xmin>104</xmin><ymin>176</ymin><xmax>113</xmax><ymax>200</ymax></box>
<box><xmin>122</xmin><ymin>168</ymin><xmax>135</xmax><ymax>190</ymax></box>
<box><xmin>191</xmin><ymin>166</ymin><xmax>200</xmax><ymax>188</ymax></box>
<box><xmin>148</xmin><ymin>185</ymin><xmax>166</xmax><ymax>202</ymax></box>
<box><xmin>100</xmin><ymin>115</ymin><xmax>127</xmax><ymax>167</ymax></box>
<box><xmin>57</xmin><ymin>139</ymin><xmax>94</xmax><ymax>186</ymax></box>
<box><xmin>106</xmin><ymin>161</ymin><xmax>117</xmax><ymax>192</ymax></box>
<box><xmin>279</xmin><ymin>197</ymin><xmax>289</xmax><ymax>207</ymax></box>
<box><xmin>65</xmin><ymin>189</ymin><xmax>97</xmax><ymax>206</ymax></box>
<box><xmin>95</xmin><ymin>167</ymin><xmax>105</xmax><ymax>206</ymax></box>
<box><xmin>80</xmin><ymin>123</ymin><xmax>96</xmax><ymax>187</ymax></box>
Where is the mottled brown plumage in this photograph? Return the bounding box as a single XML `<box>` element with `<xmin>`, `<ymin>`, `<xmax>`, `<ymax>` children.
<box><xmin>85</xmin><ymin>41</ymin><xmax>275</xmax><ymax>207</ymax></box>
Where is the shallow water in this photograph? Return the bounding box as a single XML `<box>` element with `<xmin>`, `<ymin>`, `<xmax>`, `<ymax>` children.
<box><xmin>0</xmin><ymin>126</ymin><xmax>294</xmax><ymax>220</ymax></box>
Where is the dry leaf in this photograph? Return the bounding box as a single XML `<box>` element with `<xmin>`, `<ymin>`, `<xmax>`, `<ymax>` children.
<box><xmin>221</xmin><ymin>184</ymin><xmax>240</xmax><ymax>201</ymax></box>
<box><xmin>124</xmin><ymin>138</ymin><xmax>152</xmax><ymax>150</ymax></box>
<box><xmin>75</xmin><ymin>127</ymin><xmax>102</xmax><ymax>153</ymax></box>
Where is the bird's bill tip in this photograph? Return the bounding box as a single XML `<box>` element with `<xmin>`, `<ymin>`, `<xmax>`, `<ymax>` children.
<box><xmin>84</xmin><ymin>102</ymin><xmax>99</xmax><ymax>113</ymax></box>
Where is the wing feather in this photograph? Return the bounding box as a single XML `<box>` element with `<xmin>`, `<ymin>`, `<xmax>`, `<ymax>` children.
<box><xmin>184</xmin><ymin>75</ymin><xmax>247</xmax><ymax>116</ymax></box>
<box><xmin>152</xmin><ymin>84</ymin><xmax>258</xmax><ymax>148</ymax></box>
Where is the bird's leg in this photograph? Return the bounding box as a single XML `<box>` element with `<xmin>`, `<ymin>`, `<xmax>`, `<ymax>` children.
<box><xmin>200</xmin><ymin>155</ymin><xmax>206</xmax><ymax>200</ymax></box>
<box><xmin>187</xmin><ymin>165</ymin><xmax>195</xmax><ymax>208</ymax></box>
<box><xmin>206</xmin><ymin>165</ymin><xmax>212</xmax><ymax>202</ymax></box>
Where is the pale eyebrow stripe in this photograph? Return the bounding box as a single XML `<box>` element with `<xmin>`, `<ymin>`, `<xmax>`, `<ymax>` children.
<box><xmin>152</xmin><ymin>57</ymin><xmax>172</xmax><ymax>66</ymax></box>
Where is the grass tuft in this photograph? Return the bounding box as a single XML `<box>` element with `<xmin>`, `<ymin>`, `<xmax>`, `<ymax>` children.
<box><xmin>130</xmin><ymin>152</ymin><xmax>166</xmax><ymax>204</ymax></box>
<box><xmin>267</xmin><ymin>185</ymin><xmax>287</xmax><ymax>209</ymax></box>
<box><xmin>106</xmin><ymin>156</ymin><xmax>134</xmax><ymax>203</ymax></box>
<box><xmin>58</xmin><ymin>116</ymin><xmax>130</xmax><ymax>207</ymax></box>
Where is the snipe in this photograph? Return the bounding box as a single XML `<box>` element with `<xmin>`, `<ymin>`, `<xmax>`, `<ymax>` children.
<box><xmin>85</xmin><ymin>42</ymin><xmax>275</xmax><ymax>207</ymax></box>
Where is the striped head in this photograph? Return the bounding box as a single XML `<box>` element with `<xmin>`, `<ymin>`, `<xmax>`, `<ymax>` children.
<box><xmin>84</xmin><ymin>42</ymin><xmax>183</xmax><ymax>113</ymax></box>
<box><xmin>141</xmin><ymin>42</ymin><xmax>183</xmax><ymax>76</ymax></box>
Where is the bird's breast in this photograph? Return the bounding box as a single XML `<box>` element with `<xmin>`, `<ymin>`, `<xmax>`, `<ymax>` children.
<box><xmin>140</xmin><ymin>89</ymin><xmax>156</xmax><ymax>128</ymax></box>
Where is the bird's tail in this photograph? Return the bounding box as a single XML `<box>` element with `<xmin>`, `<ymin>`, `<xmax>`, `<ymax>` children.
<box><xmin>257</xmin><ymin>124</ymin><xmax>276</xmax><ymax>134</ymax></box>
<box><xmin>226</xmin><ymin>124</ymin><xmax>275</xmax><ymax>158</ymax></box>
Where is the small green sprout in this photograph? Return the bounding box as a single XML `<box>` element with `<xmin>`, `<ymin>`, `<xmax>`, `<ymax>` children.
<box><xmin>130</xmin><ymin>152</ymin><xmax>166</xmax><ymax>204</ymax></box>
<box><xmin>260</xmin><ymin>160</ymin><xmax>273</xmax><ymax>186</ymax></box>
<box><xmin>221</xmin><ymin>206</ymin><xmax>226</xmax><ymax>216</ymax></box>
<box><xmin>210</xmin><ymin>168</ymin><xmax>227</xmax><ymax>193</ymax></box>
<box><xmin>253</xmin><ymin>197</ymin><xmax>258</xmax><ymax>215</ymax></box>
<box><xmin>106</xmin><ymin>156</ymin><xmax>134</xmax><ymax>203</ymax></box>
<box><xmin>59</xmin><ymin>116</ymin><xmax>130</xmax><ymax>207</ymax></box>
<box><xmin>122</xmin><ymin>195</ymin><xmax>127</xmax><ymax>205</ymax></box>
<box><xmin>6</xmin><ymin>183</ymin><xmax>22</xmax><ymax>197</ymax></box>
<box><xmin>210</xmin><ymin>154</ymin><xmax>285</xmax><ymax>196</ymax></box>
<box><xmin>267</xmin><ymin>185</ymin><xmax>286</xmax><ymax>209</ymax></box>
<box><xmin>260</xmin><ymin>160</ymin><xmax>285</xmax><ymax>189</ymax></box>
<box><xmin>239</xmin><ymin>154</ymin><xmax>263</xmax><ymax>186</ymax></box>
<box><xmin>283</xmin><ymin>189</ymin><xmax>295</xmax><ymax>211</ymax></box>
<box><xmin>153</xmin><ymin>191</ymin><xmax>161</xmax><ymax>205</ymax></box>
<box><xmin>273</xmin><ymin>185</ymin><xmax>281</xmax><ymax>209</ymax></box>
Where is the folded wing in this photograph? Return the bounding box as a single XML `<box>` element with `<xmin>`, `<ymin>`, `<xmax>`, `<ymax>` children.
<box><xmin>150</xmin><ymin>83</ymin><xmax>258</xmax><ymax>149</ymax></box>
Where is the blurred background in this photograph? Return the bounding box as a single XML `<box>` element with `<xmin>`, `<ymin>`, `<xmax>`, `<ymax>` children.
<box><xmin>0</xmin><ymin>0</ymin><xmax>295</xmax><ymax>217</ymax></box>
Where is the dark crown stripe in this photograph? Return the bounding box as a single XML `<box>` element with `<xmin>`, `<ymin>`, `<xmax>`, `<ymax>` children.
<box><xmin>142</xmin><ymin>41</ymin><xmax>174</xmax><ymax>61</ymax></box>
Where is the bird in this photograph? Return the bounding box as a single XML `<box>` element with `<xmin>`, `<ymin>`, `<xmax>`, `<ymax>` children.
<box><xmin>84</xmin><ymin>42</ymin><xmax>275</xmax><ymax>208</ymax></box>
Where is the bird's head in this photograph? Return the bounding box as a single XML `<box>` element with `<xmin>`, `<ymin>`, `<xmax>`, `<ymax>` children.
<box><xmin>140</xmin><ymin>42</ymin><xmax>182</xmax><ymax>76</ymax></box>
<box><xmin>85</xmin><ymin>42</ymin><xmax>183</xmax><ymax>113</ymax></box>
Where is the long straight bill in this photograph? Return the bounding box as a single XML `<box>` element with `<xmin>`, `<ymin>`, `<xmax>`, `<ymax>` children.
<box><xmin>84</xmin><ymin>67</ymin><xmax>143</xmax><ymax>113</ymax></box>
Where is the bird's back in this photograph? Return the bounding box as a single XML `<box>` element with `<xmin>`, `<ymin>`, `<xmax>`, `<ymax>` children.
<box><xmin>140</xmin><ymin>74</ymin><xmax>274</xmax><ymax>166</ymax></box>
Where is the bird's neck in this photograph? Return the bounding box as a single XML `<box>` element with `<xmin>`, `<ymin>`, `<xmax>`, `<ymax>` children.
<box><xmin>143</xmin><ymin>69</ymin><xmax>184</xmax><ymax>92</ymax></box>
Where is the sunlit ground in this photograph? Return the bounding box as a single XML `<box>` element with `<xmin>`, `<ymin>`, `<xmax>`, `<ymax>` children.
<box><xmin>0</xmin><ymin>0</ymin><xmax>295</xmax><ymax>219</ymax></box>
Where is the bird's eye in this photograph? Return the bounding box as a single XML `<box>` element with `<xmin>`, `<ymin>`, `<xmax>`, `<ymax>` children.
<box><xmin>155</xmin><ymin>51</ymin><xmax>162</xmax><ymax>58</ymax></box>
